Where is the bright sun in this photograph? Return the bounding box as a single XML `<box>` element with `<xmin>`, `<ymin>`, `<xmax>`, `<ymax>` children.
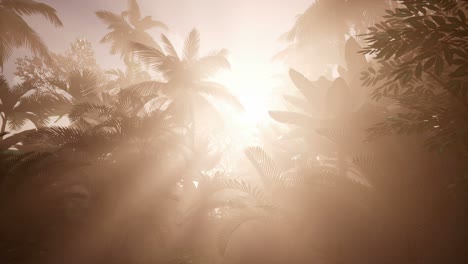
<box><xmin>215</xmin><ymin>58</ymin><xmax>280</xmax><ymax>125</ymax></box>
<box><xmin>207</xmin><ymin>57</ymin><xmax>284</xmax><ymax>168</ymax></box>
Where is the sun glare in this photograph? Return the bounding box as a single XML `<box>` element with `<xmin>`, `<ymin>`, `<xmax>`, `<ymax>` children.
<box><xmin>215</xmin><ymin>58</ymin><xmax>280</xmax><ymax>125</ymax></box>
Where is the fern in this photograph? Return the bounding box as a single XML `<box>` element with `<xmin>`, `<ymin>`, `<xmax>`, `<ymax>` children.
<box><xmin>244</xmin><ymin>146</ymin><xmax>285</xmax><ymax>194</ymax></box>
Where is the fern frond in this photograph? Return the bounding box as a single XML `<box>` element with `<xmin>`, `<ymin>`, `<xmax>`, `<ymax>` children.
<box><xmin>244</xmin><ymin>147</ymin><xmax>285</xmax><ymax>194</ymax></box>
<box><xmin>217</xmin><ymin>209</ymin><xmax>266</xmax><ymax>256</ymax></box>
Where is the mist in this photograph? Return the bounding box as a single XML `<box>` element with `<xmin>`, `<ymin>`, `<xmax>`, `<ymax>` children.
<box><xmin>1</xmin><ymin>0</ymin><xmax>468</xmax><ymax>264</ymax></box>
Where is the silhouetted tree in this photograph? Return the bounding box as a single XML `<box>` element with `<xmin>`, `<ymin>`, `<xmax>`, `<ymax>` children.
<box><xmin>0</xmin><ymin>0</ymin><xmax>62</xmax><ymax>70</ymax></box>
<box><xmin>129</xmin><ymin>29</ymin><xmax>244</xmax><ymax>144</ymax></box>
<box><xmin>96</xmin><ymin>0</ymin><xmax>167</xmax><ymax>65</ymax></box>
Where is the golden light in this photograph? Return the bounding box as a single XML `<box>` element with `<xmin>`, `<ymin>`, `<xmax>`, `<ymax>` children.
<box><xmin>207</xmin><ymin>57</ymin><xmax>285</xmax><ymax>170</ymax></box>
<box><xmin>216</xmin><ymin>57</ymin><xmax>282</xmax><ymax>125</ymax></box>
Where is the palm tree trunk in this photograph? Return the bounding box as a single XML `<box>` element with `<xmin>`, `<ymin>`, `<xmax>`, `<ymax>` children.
<box><xmin>0</xmin><ymin>114</ymin><xmax>7</xmax><ymax>140</ymax></box>
<box><xmin>190</xmin><ymin>96</ymin><xmax>196</xmax><ymax>150</ymax></box>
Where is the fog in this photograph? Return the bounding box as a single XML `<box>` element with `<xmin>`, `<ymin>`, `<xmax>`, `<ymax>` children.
<box><xmin>1</xmin><ymin>1</ymin><xmax>467</xmax><ymax>264</ymax></box>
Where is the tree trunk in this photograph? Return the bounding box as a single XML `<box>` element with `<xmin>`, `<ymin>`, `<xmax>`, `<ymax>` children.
<box><xmin>0</xmin><ymin>114</ymin><xmax>7</xmax><ymax>140</ymax></box>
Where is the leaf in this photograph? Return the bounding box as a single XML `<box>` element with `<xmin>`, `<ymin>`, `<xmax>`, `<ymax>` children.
<box><xmin>289</xmin><ymin>68</ymin><xmax>314</xmax><ymax>91</ymax></box>
<box><xmin>424</xmin><ymin>57</ymin><xmax>436</xmax><ymax>70</ymax></box>
<box><xmin>434</xmin><ymin>56</ymin><xmax>444</xmax><ymax>76</ymax></box>
<box><xmin>244</xmin><ymin>146</ymin><xmax>283</xmax><ymax>193</ymax></box>
<box><xmin>183</xmin><ymin>29</ymin><xmax>200</xmax><ymax>60</ymax></box>
<box><xmin>415</xmin><ymin>62</ymin><xmax>423</xmax><ymax>78</ymax></box>
<box><xmin>269</xmin><ymin>111</ymin><xmax>320</xmax><ymax>128</ymax></box>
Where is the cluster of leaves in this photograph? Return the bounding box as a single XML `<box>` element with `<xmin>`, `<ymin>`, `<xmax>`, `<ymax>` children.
<box><xmin>15</xmin><ymin>38</ymin><xmax>105</xmax><ymax>89</ymax></box>
<box><xmin>361</xmin><ymin>0</ymin><xmax>468</xmax><ymax>151</ymax></box>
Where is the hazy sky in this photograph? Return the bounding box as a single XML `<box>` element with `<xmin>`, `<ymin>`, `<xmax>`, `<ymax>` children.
<box><xmin>4</xmin><ymin>0</ymin><xmax>312</xmax><ymax>79</ymax></box>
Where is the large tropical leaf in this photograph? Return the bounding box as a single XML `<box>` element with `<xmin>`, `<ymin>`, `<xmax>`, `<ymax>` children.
<box><xmin>269</xmin><ymin>111</ymin><xmax>322</xmax><ymax>128</ymax></box>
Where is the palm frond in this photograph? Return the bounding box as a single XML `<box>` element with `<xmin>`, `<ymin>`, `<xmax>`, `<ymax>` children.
<box><xmin>67</xmin><ymin>69</ymin><xmax>98</xmax><ymax>100</ymax></box>
<box><xmin>160</xmin><ymin>33</ymin><xmax>179</xmax><ymax>59</ymax></box>
<box><xmin>123</xmin><ymin>80</ymin><xmax>165</xmax><ymax>97</ymax></box>
<box><xmin>1</xmin><ymin>0</ymin><xmax>62</xmax><ymax>26</ymax></box>
<box><xmin>138</xmin><ymin>16</ymin><xmax>167</xmax><ymax>31</ymax></box>
<box><xmin>217</xmin><ymin>209</ymin><xmax>266</xmax><ymax>256</ymax></box>
<box><xmin>126</xmin><ymin>0</ymin><xmax>141</xmax><ymax>25</ymax></box>
<box><xmin>131</xmin><ymin>41</ymin><xmax>166</xmax><ymax>71</ymax></box>
<box><xmin>68</xmin><ymin>103</ymin><xmax>115</xmax><ymax>122</ymax></box>
<box><xmin>95</xmin><ymin>10</ymin><xmax>127</xmax><ymax>30</ymax></box>
<box><xmin>196</xmin><ymin>81</ymin><xmax>244</xmax><ymax>111</ymax></box>
<box><xmin>6</xmin><ymin>14</ymin><xmax>52</xmax><ymax>64</ymax></box>
<box><xmin>244</xmin><ymin>146</ymin><xmax>285</xmax><ymax>194</ymax></box>
<box><xmin>214</xmin><ymin>178</ymin><xmax>267</xmax><ymax>205</ymax></box>
<box><xmin>28</xmin><ymin>126</ymin><xmax>85</xmax><ymax>146</ymax></box>
<box><xmin>195</xmin><ymin>50</ymin><xmax>230</xmax><ymax>78</ymax></box>
<box><xmin>183</xmin><ymin>29</ymin><xmax>200</xmax><ymax>60</ymax></box>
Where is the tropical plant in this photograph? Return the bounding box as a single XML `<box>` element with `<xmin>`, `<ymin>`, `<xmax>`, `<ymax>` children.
<box><xmin>276</xmin><ymin>0</ymin><xmax>390</xmax><ymax>77</ymax></box>
<box><xmin>0</xmin><ymin>0</ymin><xmax>62</xmax><ymax>70</ymax></box>
<box><xmin>15</xmin><ymin>38</ymin><xmax>105</xmax><ymax>89</ymax></box>
<box><xmin>269</xmin><ymin>37</ymin><xmax>383</xmax><ymax>178</ymax></box>
<box><xmin>129</xmin><ymin>29</ymin><xmax>244</xmax><ymax>145</ymax></box>
<box><xmin>181</xmin><ymin>146</ymin><xmax>370</xmax><ymax>260</ymax></box>
<box><xmin>361</xmin><ymin>0</ymin><xmax>468</xmax><ymax>154</ymax></box>
<box><xmin>0</xmin><ymin>75</ymin><xmax>68</xmax><ymax>146</ymax></box>
<box><xmin>96</xmin><ymin>0</ymin><xmax>167</xmax><ymax>65</ymax></box>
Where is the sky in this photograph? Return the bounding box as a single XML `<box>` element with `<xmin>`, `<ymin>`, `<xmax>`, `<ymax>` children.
<box><xmin>4</xmin><ymin>0</ymin><xmax>312</xmax><ymax>79</ymax></box>
<box><xmin>4</xmin><ymin>0</ymin><xmax>314</xmax><ymax>146</ymax></box>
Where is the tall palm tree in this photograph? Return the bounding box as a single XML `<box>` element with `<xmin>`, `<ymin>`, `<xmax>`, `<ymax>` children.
<box><xmin>129</xmin><ymin>29</ymin><xmax>244</xmax><ymax>144</ymax></box>
<box><xmin>0</xmin><ymin>0</ymin><xmax>62</xmax><ymax>70</ymax></box>
<box><xmin>96</xmin><ymin>0</ymin><xmax>167</xmax><ymax>65</ymax></box>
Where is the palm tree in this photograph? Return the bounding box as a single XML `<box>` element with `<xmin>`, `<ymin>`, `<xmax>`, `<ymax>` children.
<box><xmin>0</xmin><ymin>0</ymin><xmax>62</xmax><ymax>71</ymax></box>
<box><xmin>0</xmin><ymin>76</ymin><xmax>67</xmax><ymax>145</ymax></box>
<box><xmin>129</xmin><ymin>29</ymin><xmax>244</xmax><ymax>145</ymax></box>
<box><xmin>96</xmin><ymin>0</ymin><xmax>167</xmax><ymax>65</ymax></box>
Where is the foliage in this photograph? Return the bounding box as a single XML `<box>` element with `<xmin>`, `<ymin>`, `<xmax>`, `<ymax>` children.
<box><xmin>1</xmin><ymin>0</ymin><xmax>468</xmax><ymax>263</ymax></box>
<box><xmin>15</xmin><ymin>38</ymin><xmax>105</xmax><ymax>89</ymax></box>
<box><xmin>129</xmin><ymin>29</ymin><xmax>243</xmax><ymax>133</ymax></box>
<box><xmin>276</xmin><ymin>0</ymin><xmax>390</xmax><ymax>77</ymax></box>
<box><xmin>0</xmin><ymin>0</ymin><xmax>62</xmax><ymax>69</ymax></box>
<box><xmin>96</xmin><ymin>0</ymin><xmax>167</xmax><ymax>64</ymax></box>
<box><xmin>361</xmin><ymin>0</ymin><xmax>468</xmax><ymax>152</ymax></box>
<box><xmin>0</xmin><ymin>75</ymin><xmax>68</xmax><ymax>141</ymax></box>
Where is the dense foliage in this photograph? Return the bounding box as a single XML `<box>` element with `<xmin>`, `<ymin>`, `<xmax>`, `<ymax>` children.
<box><xmin>1</xmin><ymin>0</ymin><xmax>467</xmax><ymax>264</ymax></box>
